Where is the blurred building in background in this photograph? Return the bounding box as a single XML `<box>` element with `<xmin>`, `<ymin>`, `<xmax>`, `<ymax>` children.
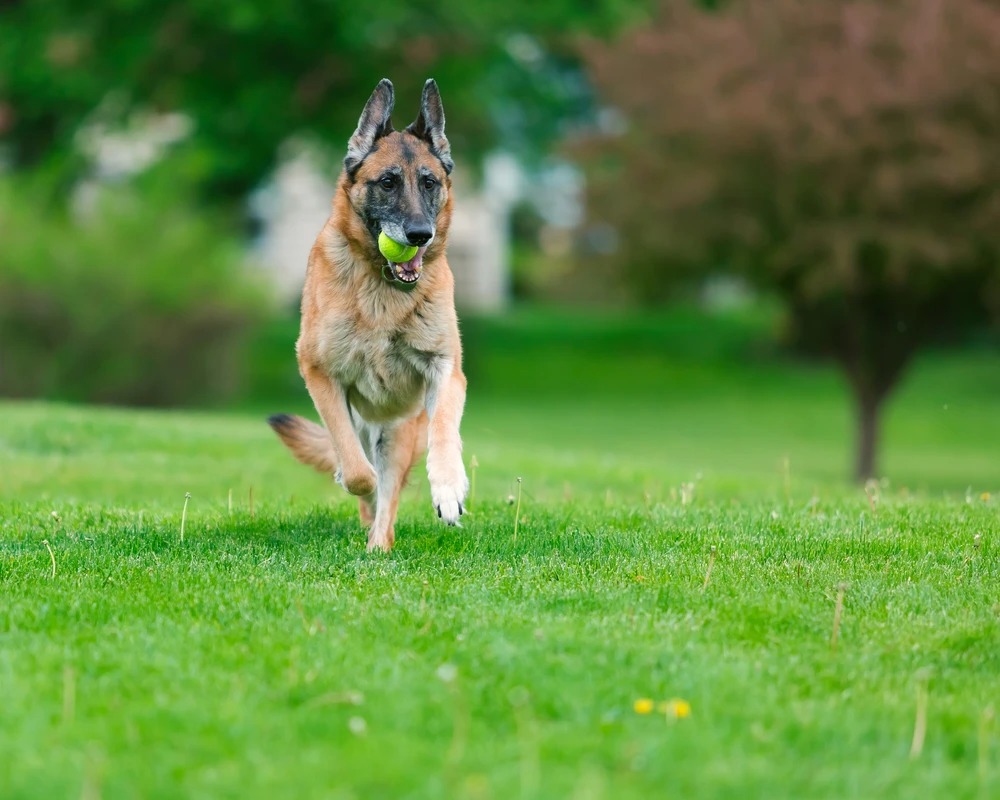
<box><xmin>246</xmin><ymin>144</ymin><xmax>335</xmax><ymax>306</ymax></box>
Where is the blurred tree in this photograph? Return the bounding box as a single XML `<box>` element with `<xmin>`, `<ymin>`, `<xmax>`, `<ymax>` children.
<box><xmin>577</xmin><ymin>0</ymin><xmax>1000</xmax><ymax>480</ymax></box>
<box><xmin>0</xmin><ymin>0</ymin><xmax>649</xmax><ymax>200</ymax></box>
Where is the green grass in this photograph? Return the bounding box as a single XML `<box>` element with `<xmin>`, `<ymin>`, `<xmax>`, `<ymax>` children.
<box><xmin>2</xmin><ymin>309</ymin><xmax>1000</xmax><ymax>798</ymax></box>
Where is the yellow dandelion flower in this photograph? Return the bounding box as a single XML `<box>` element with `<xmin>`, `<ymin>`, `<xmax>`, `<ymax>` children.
<box><xmin>634</xmin><ymin>698</ymin><xmax>654</xmax><ymax>714</ymax></box>
<box><xmin>659</xmin><ymin>698</ymin><xmax>692</xmax><ymax>719</ymax></box>
<box><xmin>671</xmin><ymin>699</ymin><xmax>692</xmax><ymax>719</ymax></box>
<box><xmin>982</xmin><ymin>492</ymin><xmax>991</xmax><ymax>502</ymax></box>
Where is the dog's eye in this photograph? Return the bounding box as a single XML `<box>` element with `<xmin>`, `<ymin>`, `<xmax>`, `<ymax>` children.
<box><xmin>422</xmin><ymin>177</ymin><xmax>436</xmax><ymax>190</ymax></box>
<box><xmin>380</xmin><ymin>177</ymin><xmax>394</xmax><ymax>190</ymax></box>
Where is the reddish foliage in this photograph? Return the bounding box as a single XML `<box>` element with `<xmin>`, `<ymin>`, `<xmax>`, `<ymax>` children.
<box><xmin>577</xmin><ymin>0</ymin><xmax>1000</xmax><ymax>478</ymax></box>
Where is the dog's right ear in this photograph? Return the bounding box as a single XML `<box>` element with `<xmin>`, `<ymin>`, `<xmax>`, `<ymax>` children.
<box><xmin>344</xmin><ymin>79</ymin><xmax>395</xmax><ymax>177</ymax></box>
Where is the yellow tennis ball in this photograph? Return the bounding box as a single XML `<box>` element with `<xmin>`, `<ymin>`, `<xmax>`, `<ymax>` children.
<box><xmin>378</xmin><ymin>232</ymin><xmax>418</xmax><ymax>262</ymax></box>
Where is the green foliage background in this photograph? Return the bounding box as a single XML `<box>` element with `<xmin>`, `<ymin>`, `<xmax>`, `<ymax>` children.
<box><xmin>0</xmin><ymin>0</ymin><xmax>651</xmax><ymax>200</ymax></box>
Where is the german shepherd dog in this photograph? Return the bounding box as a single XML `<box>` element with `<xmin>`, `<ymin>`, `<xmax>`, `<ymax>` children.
<box><xmin>267</xmin><ymin>78</ymin><xmax>468</xmax><ymax>552</ymax></box>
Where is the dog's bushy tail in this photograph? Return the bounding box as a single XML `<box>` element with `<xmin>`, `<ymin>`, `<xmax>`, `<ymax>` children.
<box><xmin>267</xmin><ymin>414</ymin><xmax>337</xmax><ymax>475</ymax></box>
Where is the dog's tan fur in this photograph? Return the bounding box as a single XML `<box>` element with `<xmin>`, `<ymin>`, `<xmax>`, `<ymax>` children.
<box><xmin>269</xmin><ymin>79</ymin><xmax>468</xmax><ymax>552</ymax></box>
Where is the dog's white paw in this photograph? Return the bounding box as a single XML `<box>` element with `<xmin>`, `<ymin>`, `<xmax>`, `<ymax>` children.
<box><xmin>428</xmin><ymin>456</ymin><xmax>468</xmax><ymax>526</ymax></box>
<box><xmin>432</xmin><ymin>483</ymin><xmax>467</xmax><ymax>525</ymax></box>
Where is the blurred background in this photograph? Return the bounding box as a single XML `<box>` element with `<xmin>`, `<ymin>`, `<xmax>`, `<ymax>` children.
<box><xmin>2</xmin><ymin>0</ymin><xmax>1000</xmax><ymax>494</ymax></box>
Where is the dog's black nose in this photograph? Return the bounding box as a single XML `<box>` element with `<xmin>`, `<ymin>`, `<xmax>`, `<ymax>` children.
<box><xmin>405</xmin><ymin>228</ymin><xmax>433</xmax><ymax>247</ymax></box>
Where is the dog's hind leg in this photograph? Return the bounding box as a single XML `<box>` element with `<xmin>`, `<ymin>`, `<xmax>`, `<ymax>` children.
<box><xmin>366</xmin><ymin>415</ymin><xmax>424</xmax><ymax>553</ymax></box>
<box><xmin>358</xmin><ymin>496</ymin><xmax>375</xmax><ymax>527</ymax></box>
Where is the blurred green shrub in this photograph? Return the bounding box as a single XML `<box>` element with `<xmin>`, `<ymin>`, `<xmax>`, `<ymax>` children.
<box><xmin>0</xmin><ymin>179</ymin><xmax>269</xmax><ymax>406</ymax></box>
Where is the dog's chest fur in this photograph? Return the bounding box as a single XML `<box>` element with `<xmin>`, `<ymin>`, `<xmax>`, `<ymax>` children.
<box><xmin>318</xmin><ymin>297</ymin><xmax>446</xmax><ymax>424</ymax></box>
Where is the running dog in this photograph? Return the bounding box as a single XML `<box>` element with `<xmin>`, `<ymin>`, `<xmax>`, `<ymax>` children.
<box><xmin>268</xmin><ymin>78</ymin><xmax>468</xmax><ymax>552</ymax></box>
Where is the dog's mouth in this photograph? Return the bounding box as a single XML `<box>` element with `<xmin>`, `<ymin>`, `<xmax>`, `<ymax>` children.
<box><xmin>383</xmin><ymin>246</ymin><xmax>427</xmax><ymax>289</ymax></box>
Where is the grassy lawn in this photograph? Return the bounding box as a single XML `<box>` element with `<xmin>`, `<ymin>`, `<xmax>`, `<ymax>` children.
<box><xmin>2</xmin><ymin>310</ymin><xmax>999</xmax><ymax>798</ymax></box>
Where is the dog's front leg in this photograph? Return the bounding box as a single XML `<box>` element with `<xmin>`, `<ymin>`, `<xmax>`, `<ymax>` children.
<box><xmin>425</xmin><ymin>360</ymin><xmax>469</xmax><ymax>525</ymax></box>
<box><xmin>300</xmin><ymin>362</ymin><xmax>377</xmax><ymax>497</ymax></box>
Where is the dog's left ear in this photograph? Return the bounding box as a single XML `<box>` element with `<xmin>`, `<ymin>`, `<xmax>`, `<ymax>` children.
<box><xmin>406</xmin><ymin>79</ymin><xmax>453</xmax><ymax>174</ymax></box>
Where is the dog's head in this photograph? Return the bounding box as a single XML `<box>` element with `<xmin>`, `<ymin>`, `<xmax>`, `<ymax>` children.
<box><xmin>341</xmin><ymin>79</ymin><xmax>453</xmax><ymax>288</ymax></box>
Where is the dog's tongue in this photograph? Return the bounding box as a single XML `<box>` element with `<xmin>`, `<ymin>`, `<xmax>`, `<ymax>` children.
<box><xmin>399</xmin><ymin>246</ymin><xmax>427</xmax><ymax>276</ymax></box>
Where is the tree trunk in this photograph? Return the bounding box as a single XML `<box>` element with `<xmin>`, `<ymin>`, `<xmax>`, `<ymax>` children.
<box><xmin>854</xmin><ymin>391</ymin><xmax>881</xmax><ymax>483</ymax></box>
